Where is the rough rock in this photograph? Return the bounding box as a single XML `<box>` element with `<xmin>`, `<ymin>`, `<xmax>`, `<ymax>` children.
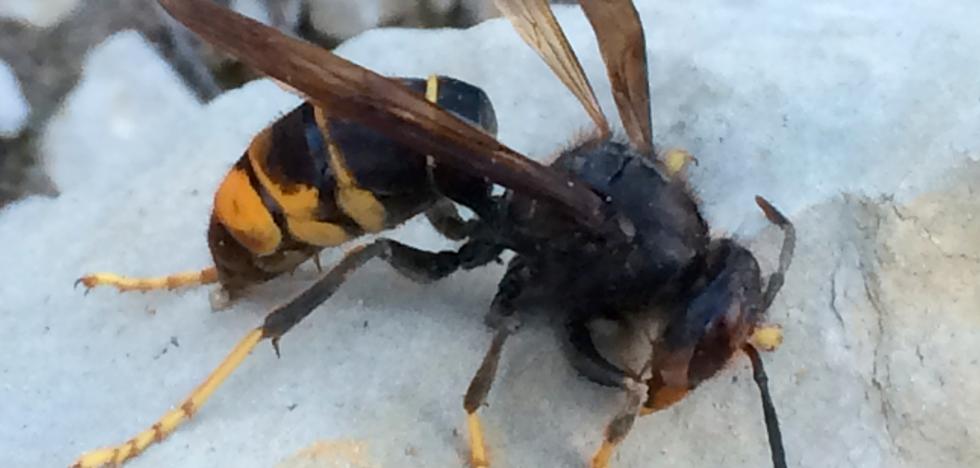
<box><xmin>748</xmin><ymin>166</ymin><xmax>980</xmax><ymax>467</ymax></box>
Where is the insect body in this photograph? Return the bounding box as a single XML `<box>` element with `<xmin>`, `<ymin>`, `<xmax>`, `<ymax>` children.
<box><xmin>81</xmin><ymin>76</ymin><xmax>498</xmax><ymax>301</ymax></box>
<box><xmin>484</xmin><ymin>137</ymin><xmax>793</xmax><ymax>468</ymax></box>
<box><xmin>74</xmin><ymin>1</ymin><xmax>794</xmax><ymax>467</ymax></box>
<box><xmin>206</xmin><ymin>76</ymin><xmax>498</xmax><ymax>297</ymax></box>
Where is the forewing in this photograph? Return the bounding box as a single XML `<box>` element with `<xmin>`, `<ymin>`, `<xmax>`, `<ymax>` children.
<box><xmin>580</xmin><ymin>0</ymin><xmax>654</xmax><ymax>154</ymax></box>
<box><xmin>495</xmin><ymin>0</ymin><xmax>610</xmax><ymax>138</ymax></box>
<box><xmin>157</xmin><ymin>0</ymin><xmax>603</xmax><ymax>227</ymax></box>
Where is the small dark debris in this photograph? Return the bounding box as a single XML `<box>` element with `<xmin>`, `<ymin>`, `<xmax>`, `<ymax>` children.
<box><xmin>287</xmin><ymin>403</ymin><xmax>298</xmax><ymax>411</ymax></box>
<box><xmin>154</xmin><ymin>336</ymin><xmax>181</xmax><ymax>359</ymax></box>
<box><xmin>363</xmin><ymin>320</ymin><xmax>369</xmax><ymax>328</ymax></box>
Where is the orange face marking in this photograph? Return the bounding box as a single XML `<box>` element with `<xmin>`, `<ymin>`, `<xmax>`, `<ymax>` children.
<box><xmin>213</xmin><ymin>166</ymin><xmax>282</xmax><ymax>255</ymax></box>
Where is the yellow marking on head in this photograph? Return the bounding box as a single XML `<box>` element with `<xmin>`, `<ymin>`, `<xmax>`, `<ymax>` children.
<box><xmin>663</xmin><ymin>148</ymin><xmax>697</xmax><ymax>178</ymax></box>
<box><xmin>466</xmin><ymin>412</ymin><xmax>489</xmax><ymax>467</ymax></box>
<box><xmin>72</xmin><ymin>328</ymin><xmax>264</xmax><ymax>468</ymax></box>
<box><xmin>751</xmin><ymin>324</ymin><xmax>784</xmax><ymax>352</ymax></box>
<box><xmin>425</xmin><ymin>74</ymin><xmax>439</xmax><ymax>103</ymax></box>
<box><xmin>287</xmin><ymin>218</ymin><xmax>350</xmax><ymax>247</ymax></box>
<box><xmin>313</xmin><ymin>108</ymin><xmax>387</xmax><ymax>232</ymax></box>
<box><xmin>76</xmin><ymin>268</ymin><xmax>218</xmax><ymax>293</ymax></box>
<box><xmin>214</xmin><ymin>166</ymin><xmax>282</xmax><ymax>255</ymax></box>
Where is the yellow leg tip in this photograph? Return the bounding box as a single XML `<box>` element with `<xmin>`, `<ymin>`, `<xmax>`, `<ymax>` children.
<box><xmin>75</xmin><ymin>268</ymin><xmax>218</xmax><ymax>293</ymax></box>
<box><xmin>591</xmin><ymin>440</ymin><xmax>616</xmax><ymax>468</ymax></box>
<box><xmin>72</xmin><ymin>328</ymin><xmax>264</xmax><ymax>467</ymax></box>
<box><xmin>466</xmin><ymin>412</ymin><xmax>489</xmax><ymax>467</ymax></box>
<box><xmin>751</xmin><ymin>324</ymin><xmax>783</xmax><ymax>351</ymax></box>
<box><xmin>75</xmin><ymin>272</ymin><xmax>125</xmax><ymax>290</ymax></box>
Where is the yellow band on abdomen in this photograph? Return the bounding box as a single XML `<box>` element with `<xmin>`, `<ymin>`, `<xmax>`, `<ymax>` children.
<box><xmin>213</xmin><ymin>166</ymin><xmax>282</xmax><ymax>255</ymax></box>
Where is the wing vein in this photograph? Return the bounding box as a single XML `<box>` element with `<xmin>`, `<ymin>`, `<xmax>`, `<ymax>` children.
<box><xmin>157</xmin><ymin>0</ymin><xmax>604</xmax><ymax>228</ymax></box>
<box><xmin>495</xmin><ymin>0</ymin><xmax>610</xmax><ymax>137</ymax></box>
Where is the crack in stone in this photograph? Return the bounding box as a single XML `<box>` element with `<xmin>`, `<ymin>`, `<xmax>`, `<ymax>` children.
<box><xmin>828</xmin><ymin>258</ymin><xmax>845</xmax><ymax>331</ymax></box>
<box><xmin>889</xmin><ymin>203</ymin><xmax>980</xmax><ymax>264</ymax></box>
<box><xmin>853</xmin><ymin>197</ymin><xmax>903</xmax><ymax>457</ymax></box>
<box><xmin>860</xmin><ymin>267</ymin><xmax>899</xmax><ymax>448</ymax></box>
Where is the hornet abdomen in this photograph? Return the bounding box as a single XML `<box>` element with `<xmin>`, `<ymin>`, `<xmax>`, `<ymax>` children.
<box><xmin>208</xmin><ymin>76</ymin><xmax>497</xmax><ymax>294</ymax></box>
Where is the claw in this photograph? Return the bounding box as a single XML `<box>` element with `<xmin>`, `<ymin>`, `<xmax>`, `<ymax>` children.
<box><xmin>271</xmin><ymin>337</ymin><xmax>282</xmax><ymax>358</ymax></box>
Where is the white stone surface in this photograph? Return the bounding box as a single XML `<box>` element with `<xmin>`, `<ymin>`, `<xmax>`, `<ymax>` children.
<box><xmin>0</xmin><ymin>0</ymin><xmax>81</xmax><ymax>28</ymax></box>
<box><xmin>306</xmin><ymin>0</ymin><xmax>458</xmax><ymax>39</ymax></box>
<box><xmin>306</xmin><ymin>0</ymin><xmax>384</xmax><ymax>39</ymax></box>
<box><xmin>231</xmin><ymin>0</ymin><xmax>273</xmax><ymax>25</ymax></box>
<box><xmin>231</xmin><ymin>0</ymin><xmax>302</xmax><ymax>29</ymax></box>
<box><xmin>0</xmin><ymin>58</ymin><xmax>29</xmax><ymax>138</ymax></box>
<box><xmin>1</xmin><ymin>2</ymin><xmax>978</xmax><ymax>468</ymax></box>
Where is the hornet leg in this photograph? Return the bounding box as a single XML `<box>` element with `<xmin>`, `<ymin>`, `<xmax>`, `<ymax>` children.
<box><xmin>76</xmin><ymin>267</ymin><xmax>218</xmax><ymax>293</ymax></box>
<box><xmin>72</xmin><ymin>238</ymin><xmax>491</xmax><ymax>468</ymax></box>
<box><xmin>590</xmin><ymin>377</ymin><xmax>648</xmax><ymax>468</ymax></box>
<box><xmin>463</xmin><ymin>258</ymin><xmax>531</xmax><ymax>467</ymax></box>
<box><xmin>425</xmin><ymin>198</ymin><xmax>478</xmax><ymax>241</ymax></box>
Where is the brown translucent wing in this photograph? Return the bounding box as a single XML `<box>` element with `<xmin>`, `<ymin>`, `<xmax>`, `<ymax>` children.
<box><xmin>494</xmin><ymin>0</ymin><xmax>610</xmax><ymax>138</ymax></box>
<box><xmin>157</xmin><ymin>0</ymin><xmax>603</xmax><ymax>228</ymax></box>
<box><xmin>579</xmin><ymin>0</ymin><xmax>654</xmax><ymax>155</ymax></box>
